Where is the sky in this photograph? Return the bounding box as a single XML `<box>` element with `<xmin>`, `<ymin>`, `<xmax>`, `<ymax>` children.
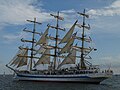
<box><xmin>0</xmin><ymin>0</ymin><xmax>120</xmax><ymax>74</ymax></box>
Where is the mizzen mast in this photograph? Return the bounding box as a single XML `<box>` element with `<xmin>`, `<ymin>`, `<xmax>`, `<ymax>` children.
<box><xmin>77</xmin><ymin>9</ymin><xmax>90</xmax><ymax>69</ymax></box>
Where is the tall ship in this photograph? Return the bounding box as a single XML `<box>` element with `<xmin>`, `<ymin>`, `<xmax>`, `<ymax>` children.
<box><xmin>6</xmin><ymin>9</ymin><xmax>113</xmax><ymax>84</ymax></box>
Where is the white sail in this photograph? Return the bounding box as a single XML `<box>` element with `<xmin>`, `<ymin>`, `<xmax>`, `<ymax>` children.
<box><xmin>35</xmin><ymin>46</ymin><xmax>46</xmax><ymax>54</ymax></box>
<box><xmin>59</xmin><ymin>37</ymin><xmax>74</xmax><ymax>54</ymax></box>
<box><xmin>34</xmin><ymin>49</ymin><xmax>50</xmax><ymax>66</ymax></box>
<box><xmin>9</xmin><ymin>49</ymin><xmax>22</xmax><ymax>65</ymax></box>
<box><xmin>59</xmin><ymin>20</ymin><xmax>78</xmax><ymax>44</ymax></box>
<box><xmin>17</xmin><ymin>50</ymin><xmax>28</xmax><ymax>68</ymax></box>
<box><xmin>36</xmin><ymin>27</ymin><xmax>49</xmax><ymax>46</ymax></box>
<box><xmin>10</xmin><ymin>49</ymin><xmax>28</xmax><ymax>67</ymax></box>
<box><xmin>35</xmin><ymin>40</ymin><xmax>48</xmax><ymax>55</ymax></box>
<box><xmin>58</xmin><ymin>49</ymin><xmax>76</xmax><ymax>69</ymax></box>
<box><xmin>10</xmin><ymin>49</ymin><xmax>25</xmax><ymax>66</ymax></box>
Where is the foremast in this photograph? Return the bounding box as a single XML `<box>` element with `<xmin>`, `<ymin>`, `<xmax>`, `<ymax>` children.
<box><xmin>23</xmin><ymin>18</ymin><xmax>42</xmax><ymax>71</ymax></box>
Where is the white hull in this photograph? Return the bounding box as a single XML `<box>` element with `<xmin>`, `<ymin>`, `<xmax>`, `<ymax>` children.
<box><xmin>14</xmin><ymin>72</ymin><xmax>112</xmax><ymax>84</ymax></box>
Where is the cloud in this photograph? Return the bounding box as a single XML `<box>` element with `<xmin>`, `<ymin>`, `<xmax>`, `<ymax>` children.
<box><xmin>61</xmin><ymin>9</ymin><xmax>76</xmax><ymax>14</ymax></box>
<box><xmin>110</xmin><ymin>0</ymin><xmax>120</xmax><ymax>8</ymax></box>
<box><xmin>0</xmin><ymin>0</ymin><xmax>52</xmax><ymax>26</ymax></box>
<box><xmin>0</xmin><ymin>0</ymin><xmax>54</xmax><ymax>43</ymax></box>
<box><xmin>85</xmin><ymin>0</ymin><xmax>120</xmax><ymax>34</ymax></box>
<box><xmin>87</xmin><ymin>0</ymin><xmax>120</xmax><ymax>17</ymax></box>
<box><xmin>2</xmin><ymin>31</ymin><xmax>28</xmax><ymax>43</ymax></box>
<box><xmin>92</xmin><ymin>55</ymin><xmax>120</xmax><ymax>74</ymax></box>
<box><xmin>98</xmin><ymin>55</ymin><xmax>120</xmax><ymax>68</ymax></box>
<box><xmin>62</xmin><ymin>23</ymin><xmax>73</xmax><ymax>29</ymax></box>
<box><xmin>0</xmin><ymin>0</ymin><xmax>77</xmax><ymax>44</ymax></box>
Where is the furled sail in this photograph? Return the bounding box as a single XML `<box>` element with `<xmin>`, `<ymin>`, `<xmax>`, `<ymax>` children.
<box><xmin>59</xmin><ymin>20</ymin><xmax>78</xmax><ymax>44</ymax></box>
<box><xmin>36</xmin><ymin>27</ymin><xmax>49</xmax><ymax>46</ymax></box>
<box><xmin>57</xmin><ymin>49</ymin><xmax>76</xmax><ymax>69</ymax></box>
<box><xmin>75</xmin><ymin>36</ymin><xmax>92</xmax><ymax>43</ymax></box>
<box><xmin>72</xmin><ymin>46</ymin><xmax>92</xmax><ymax>53</ymax></box>
<box><xmin>34</xmin><ymin>49</ymin><xmax>50</xmax><ymax>66</ymax></box>
<box><xmin>50</xmin><ymin>14</ymin><xmax>64</xmax><ymax>20</ymax></box>
<box><xmin>47</xmin><ymin>36</ymin><xmax>61</xmax><ymax>41</ymax></box>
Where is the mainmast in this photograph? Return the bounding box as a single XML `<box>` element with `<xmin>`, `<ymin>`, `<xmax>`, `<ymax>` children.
<box><xmin>50</xmin><ymin>11</ymin><xmax>65</xmax><ymax>70</ymax></box>
<box><xmin>23</xmin><ymin>18</ymin><xmax>42</xmax><ymax>71</ymax></box>
<box><xmin>54</xmin><ymin>11</ymin><xmax>59</xmax><ymax>70</ymax></box>
<box><xmin>77</xmin><ymin>9</ymin><xmax>89</xmax><ymax>69</ymax></box>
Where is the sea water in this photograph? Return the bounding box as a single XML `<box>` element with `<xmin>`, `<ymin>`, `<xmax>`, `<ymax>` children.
<box><xmin>0</xmin><ymin>75</ymin><xmax>120</xmax><ymax>90</ymax></box>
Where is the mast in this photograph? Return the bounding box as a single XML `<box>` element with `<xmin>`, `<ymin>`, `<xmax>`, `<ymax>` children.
<box><xmin>50</xmin><ymin>11</ymin><xmax>65</xmax><ymax>70</ymax></box>
<box><xmin>81</xmin><ymin>9</ymin><xmax>86</xmax><ymax>69</ymax></box>
<box><xmin>78</xmin><ymin>9</ymin><xmax>89</xmax><ymax>69</ymax></box>
<box><xmin>54</xmin><ymin>11</ymin><xmax>59</xmax><ymax>70</ymax></box>
<box><xmin>25</xmin><ymin>18</ymin><xmax>42</xmax><ymax>71</ymax></box>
